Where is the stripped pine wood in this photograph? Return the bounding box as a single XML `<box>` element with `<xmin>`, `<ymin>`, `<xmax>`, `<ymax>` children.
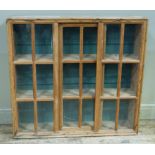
<box><xmin>94</xmin><ymin>23</ymin><xmax>104</xmax><ymax>131</ymax></box>
<box><xmin>115</xmin><ymin>23</ymin><xmax>125</xmax><ymax>130</ymax></box>
<box><xmin>7</xmin><ymin>18</ymin><xmax>147</xmax><ymax>137</ymax></box>
<box><xmin>53</xmin><ymin>23</ymin><xmax>59</xmax><ymax>131</ymax></box>
<box><xmin>31</xmin><ymin>23</ymin><xmax>38</xmax><ymax>132</ymax></box>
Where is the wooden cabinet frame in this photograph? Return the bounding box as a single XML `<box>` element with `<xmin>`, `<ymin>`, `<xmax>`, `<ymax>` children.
<box><xmin>7</xmin><ymin>18</ymin><xmax>147</xmax><ymax>138</ymax></box>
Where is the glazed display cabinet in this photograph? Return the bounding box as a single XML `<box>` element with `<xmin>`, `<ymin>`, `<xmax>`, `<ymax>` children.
<box><xmin>7</xmin><ymin>17</ymin><xmax>147</xmax><ymax>138</ymax></box>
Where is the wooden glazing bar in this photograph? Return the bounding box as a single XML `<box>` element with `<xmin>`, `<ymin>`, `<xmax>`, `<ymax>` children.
<box><xmin>134</xmin><ymin>21</ymin><xmax>147</xmax><ymax>132</ymax></box>
<box><xmin>31</xmin><ymin>23</ymin><xmax>38</xmax><ymax>132</ymax></box>
<box><xmin>115</xmin><ymin>23</ymin><xmax>125</xmax><ymax>130</ymax></box>
<box><xmin>79</xmin><ymin>26</ymin><xmax>83</xmax><ymax>127</ymax></box>
<box><xmin>59</xmin><ymin>25</ymin><xmax>63</xmax><ymax>129</ymax></box>
<box><xmin>94</xmin><ymin>23</ymin><xmax>104</xmax><ymax>131</ymax></box>
<box><xmin>53</xmin><ymin>23</ymin><xmax>59</xmax><ymax>131</ymax></box>
<box><xmin>7</xmin><ymin>21</ymin><xmax>19</xmax><ymax>136</ymax></box>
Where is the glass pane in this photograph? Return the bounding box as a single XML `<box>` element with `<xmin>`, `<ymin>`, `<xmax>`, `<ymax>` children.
<box><xmin>83</xmin><ymin>64</ymin><xmax>96</xmax><ymax>97</ymax></box>
<box><xmin>82</xmin><ymin>100</ymin><xmax>94</xmax><ymax>127</ymax></box>
<box><xmin>102</xmin><ymin>100</ymin><xmax>116</xmax><ymax>130</ymax></box>
<box><xmin>119</xmin><ymin>100</ymin><xmax>135</xmax><ymax>129</ymax></box>
<box><xmin>63</xmin><ymin>100</ymin><xmax>79</xmax><ymax>127</ymax></box>
<box><xmin>63</xmin><ymin>64</ymin><xmax>79</xmax><ymax>96</ymax></box>
<box><xmin>37</xmin><ymin>102</ymin><xmax>53</xmax><ymax>131</ymax></box>
<box><xmin>83</xmin><ymin>27</ymin><xmax>97</xmax><ymax>55</ymax></box>
<box><xmin>124</xmin><ymin>24</ymin><xmax>141</xmax><ymax>59</ymax></box>
<box><xmin>103</xmin><ymin>64</ymin><xmax>118</xmax><ymax>97</ymax></box>
<box><xmin>18</xmin><ymin>102</ymin><xmax>34</xmax><ymax>132</ymax></box>
<box><xmin>36</xmin><ymin>65</ymin><xmax>53</xmax><ymax>98</ymax></box>
<box><xmin>13</xmin><ymin>24</ymin><xmax>32</xmax><ymax>55</ymax></box>
<box><xmin>105</xmin><ymin>24</ymin><xmax>121</xmax><ymax>59</ymax></box>
<box><xmin>35</xmin><ymin>24</ymin><xmax>53</xmax><ymax>56</ymax></box>
<box><xmin>16</xmin><ymin>65</ymin><xmax>33</xmax><ymax>98</ymax></box>
<box><xmin>63</xmin><ymin>27</ymin><xmax>80</xmax><ymax>56</ymax></box>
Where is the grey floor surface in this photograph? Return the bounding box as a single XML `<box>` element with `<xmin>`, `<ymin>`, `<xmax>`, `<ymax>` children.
<box><xmin>0</xmin><ymin>120</ymin><xmax>155</xmax><ymax>144</ymax></box>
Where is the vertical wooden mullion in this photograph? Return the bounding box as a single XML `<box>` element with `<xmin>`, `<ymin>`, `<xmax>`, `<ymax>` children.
<box><xmin>7</xmin><ymin>21</ymin><xmax>18</xmax><ymax>136</ymax></box>
<box><xmin>134</xmin><ymin>21</ymin><xmax>147</xmax><ymax>132</ymax></box>
<box><xmin>59</xmin><ymin>26</ymin><xmax>63</xmax><ymax>129</ymax></box>
<box><xmin>31</xmin><ymin>23</ymin><xmax>38</xmax><ymax>133</ymax></box>
<box><xmin>94</xmin><ymin>23</ymin><xmax>104</xmax><ymax>131</ymax></box>
<box><xmin>53</xmin><ymin>23</ymin><xmax>59</xmax><ymax>131</ymax></box>
<box><xmin>115</xmin><ymin>23</ymin><xmax>125</xmax><ymax>130</ymax></box>
<box><xmin>79</xmin><ymin>26</ymin><xmax>83</xmax><ymax>127</ymax></box>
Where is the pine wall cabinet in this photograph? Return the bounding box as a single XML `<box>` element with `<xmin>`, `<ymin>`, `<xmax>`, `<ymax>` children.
<box><xmin>7</xmin><ymin>17</ymin><xmax>147</xmax><ymax>138</ymax></box>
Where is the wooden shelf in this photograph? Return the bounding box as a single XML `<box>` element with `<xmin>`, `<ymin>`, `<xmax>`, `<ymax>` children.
<box><xmin>16</xmin><ymin>90</ymin><xmax>33</xmax><ymax>101</ymax></box>
<box><xmin>14</xmin><ymin>54</ymin><xmax>32</xmax><ymax>64</ymax></box>
<box><xmin>120</xmin><ymin>88</ymin><xmax>136</xmax><ymax>99</ymax></box>
<box><xmin>37</xmin><ymin>90</ymin><xmax>53</xmax><ymax>101</ymax></box>
<box><xmin>100</xmin><ymin>88</ymin><xmax>136</xmax><ymax>99</ymax></box>
<box><xmin>83</xmin><ymin>54</ymin><xmax>96</xmax><ymax>63</ymax></box>
<box><xmin>122</xmin><ymin>54</ymin><xmax>140</xmax><ymax>63</ymax></box>
<box><xmin>35</xmin><ymin>54</ymin><xmax>53</xmax><ymax>64</ymax></box>
<box><xmin>102</xmin><ymin>54</ymin><xmax>119</xmax><ymax>63</ymax></box>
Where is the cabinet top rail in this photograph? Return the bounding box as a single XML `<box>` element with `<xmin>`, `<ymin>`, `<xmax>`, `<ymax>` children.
<box><xmin>6</xmin><ymin>16</ymin><xmax>147</xmax><ymax>23</ymax></box>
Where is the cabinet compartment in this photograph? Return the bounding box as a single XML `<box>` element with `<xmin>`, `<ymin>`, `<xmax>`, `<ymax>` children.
<box><xmin>63</xmin><ymin>100</ymin><xmax>79</xmax><ymax>127</ymax></box>
<box><xmin>16</xmin><ymin>65</ymin><xmax>33</xmax><ymax>99</ymax></box>
<box><xmin>36</xmin><ymin>65</ymin><xmax>53</xmax><ymax>99</ymax></box>
<box><xmin>37</xmin><ymin>102</ymin><xmax>53</xmax><ymax>131</ymax></box>
<box><xmin>18</xmin><ymin>102</ymin><xmax>34</xmax><ymax>132</ymax></box>
<box><xmin>35</xmin><ymin>24</ymin><xmax>53</xmax><ymax>61</ymax></box>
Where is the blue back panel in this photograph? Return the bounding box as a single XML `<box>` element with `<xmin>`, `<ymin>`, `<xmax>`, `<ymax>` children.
<box><xmin>16</xmin><ymin>65</ymin><xmax>33</xmax><ymax>90</ymax></box>
<box><xmin>83</xmin><ymin>64</ymin><xmax>96</xmax><ymax>89</ymax></box>
<box><xmin>13</xmin><ymin>24</ymin><xmax>32</xmax><ymax>54</ymax></box>
<box><xmin>63</xmin><ymin>64</ymin><xmax>79</xmax><ymax>90</ymax></box>
<box><xmin>35</xmin><ymin>24</ymin><xmax>53</xmax><ymax>55</ymax></box>
<box><xmin>83</xmin><ymin>27</ymin><xmax>97</xmax><ymax>54</ymax></box>
<box><xmin>36</xmin><ymin>65</ymin><xmax>53</xmax><ymax>90</ymax></box>
<box><xmin>63</xmin><ymin>27</ymin><xmax>80</xmax><ymax>54</ymax></box>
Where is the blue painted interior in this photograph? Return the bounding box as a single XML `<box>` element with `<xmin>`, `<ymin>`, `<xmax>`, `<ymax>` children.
<box><xmin>36</xmin><ymin>65</ymin><xmax>53</xmax><ymax>90</ymax></box>
<box><xmin>16</xmin><ymin>65</ymin><xmax>33</xmax><ymax>91</ymax></box>
<box><xmin>13</xmin><ymin>24</ymin><xmax>32</xmax><ymax>54</ymax></box>
<box><xmin>35</xmin><ymin>24</ymin><xmax>53</xmax><ymax>55</ymax></box>
<box><xmin>83</xmin><ymin>27</ymin><xmax>97</xmax><ymax>54</ymax></box>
